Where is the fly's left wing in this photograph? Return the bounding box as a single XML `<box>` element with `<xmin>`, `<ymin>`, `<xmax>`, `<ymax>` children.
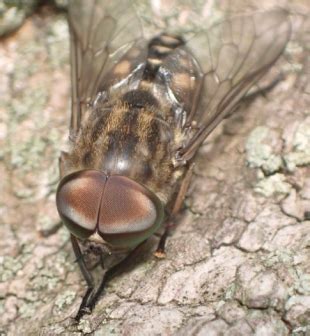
<box><xmin>177</xmin><ymin>9</ymin><xmax>291</xmax><ymax>162</ymax></box>
<box><xmin>68</xmin><ymin>0</ymin><xmax>143</xmax><ymax>139</ymax></box>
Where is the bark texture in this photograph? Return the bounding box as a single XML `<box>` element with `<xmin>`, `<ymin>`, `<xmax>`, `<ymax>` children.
<box><xmin>0</xmin><ymin>1</ymin><xmax>309</xmax><ymax>335</ymax></box>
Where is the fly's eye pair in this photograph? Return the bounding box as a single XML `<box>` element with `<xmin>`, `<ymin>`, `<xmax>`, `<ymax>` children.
<box><xmin>56</xmin><ymin>170</ymin><xmax>164</xmax><ymax>248</ymax></box>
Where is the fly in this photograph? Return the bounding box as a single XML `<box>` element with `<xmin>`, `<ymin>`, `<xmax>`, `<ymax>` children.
<box><xmin>55</xmin><ymin>0</ymin><xmax>291</xmax><ymax>321</ymax></box>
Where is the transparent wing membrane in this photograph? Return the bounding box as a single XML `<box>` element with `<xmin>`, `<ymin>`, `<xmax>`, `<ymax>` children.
<box><xmin>179</xmin><ymin>9</ymin><xmax>291</xmax><ymax>161</ymax></box>
<box><xmin>68</xmin><ymin>0</ymin><xmax>143</xmax><ymax>138</ymax></box>
<box><xmin>68</xmin><ymin>3</ymin><xmax>291</xmax><ymax>162</ymax></box>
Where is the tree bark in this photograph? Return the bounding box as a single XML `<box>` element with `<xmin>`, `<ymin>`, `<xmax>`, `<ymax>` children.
<box><xmin>0</xmin><ymin>1</ymin><xmax>309</xmax><ymax>335</ymax></box>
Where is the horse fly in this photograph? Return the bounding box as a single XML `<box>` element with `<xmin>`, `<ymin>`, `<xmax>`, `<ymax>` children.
<box><xmin>55</xmin><ymin>0</ymin><xmax>291</xmax><ymax>320</ymax></box>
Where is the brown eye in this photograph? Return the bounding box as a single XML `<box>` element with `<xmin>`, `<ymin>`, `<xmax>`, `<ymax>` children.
<box><xmin>56</xmin><ymin>171</ymin><xmax>164</xmax><ymax>247</ymax></box>
<box><xmin>56</xmin><ymin>170</ymin><xmax>107</xmax><ymax>239</ymax></box>
<box><xmin>98</xmin><ymin>176</ymin><xmax>164</xmax><ymax>248</ymax></box>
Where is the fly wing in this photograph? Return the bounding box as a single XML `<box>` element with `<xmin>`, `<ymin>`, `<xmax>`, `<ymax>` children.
<box><xmin>179</xmin><ymin>9</ymin><xmax>291</xmax><ymax>162</ymax></box>
<box><xmin>68</xmin><ymin>0</ymin><xmax>143</xmax><ymax>139</ymax></box>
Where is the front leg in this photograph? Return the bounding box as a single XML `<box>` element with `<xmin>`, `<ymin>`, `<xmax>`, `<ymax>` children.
<box><xmin>70</xmin><ymin>235</ymin><xmax>95</xmax><ymax>321</ymax></box>
<box><xmin>75</xmin><ymin>241</ymin><xmax>146</xmax><ymax>321</ymax></box>
<box><xmin>154</xmin><ymin>163</ymin><xmax>195</xmax><ymax>258</ymax></box>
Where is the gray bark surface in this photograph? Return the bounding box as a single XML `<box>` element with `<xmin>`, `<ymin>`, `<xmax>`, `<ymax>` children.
<box><xmin>0</xmin><ymin>1</ymin><xmax>309</xmax><ymax>335</ymax></box>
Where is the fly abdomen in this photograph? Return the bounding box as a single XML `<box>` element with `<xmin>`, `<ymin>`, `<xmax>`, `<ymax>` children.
<box><xmin>143</xmin><ymin>33</ymin><xmax>184</xmax><ymax>81</ymax></box>
<box><xmin>122</xmin><ymin>89</ymin><xmax>160</xmax><ymax>109</ymax></box>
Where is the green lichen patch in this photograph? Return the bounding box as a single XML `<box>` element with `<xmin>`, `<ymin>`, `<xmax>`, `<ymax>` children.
<box><xmin>45</xmin><ymin>16</ymin><xmax>69</xmax><ymax>69</ymax></box>
<box><xmin>283</xmin><ymin>118</ymin><xmax>310</xmax><ymax>171</ymax></box>
<box><xmin>54</xmin><ymin>289</ymin><xmax>76</xmax><ymax>312</ymax></box>
<box><xmin>0</xmin><ymin>244</ymin><xmax>34</xmax><ymax>282</ymax></box>
<box><xmin>245</xmin><ymin>126</ymin><xmax>282</xmax><ymax>175</ymax></box>
<box><xmin>0</xmin><ymin>0</ymin><xmax>39</xmax><ymax>37</ymax></box>
<box><xmin>254</xmin><ymin>174</ymin><xmax>292</xmax><ymax>197</ymax></box>
<box><xmin>0</xmin><ymin>256</ymin><xmax>24</xmax><ymax>282</ymax></box>
<box><xmin>246</xmin><ymin>118</ymin><xmax>310</xmax><ymax>197</ymax></box>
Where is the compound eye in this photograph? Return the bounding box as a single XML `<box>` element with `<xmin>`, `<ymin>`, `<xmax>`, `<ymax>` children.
<box><xmin>56</xmin><ymin>170</ymin><xmax>107</xmax><ymax>239</ymax></box>
<box><xmin>98</xmin><ymin>176</ymin><xmax>164</xmax><ymax>248</ymax></box>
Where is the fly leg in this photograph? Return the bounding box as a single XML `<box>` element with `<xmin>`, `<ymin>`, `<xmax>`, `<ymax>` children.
<box><xmin>153</xmin><ymin>222</ymin><xmax>174</xmax><ymax>259</ymax></box>
<box><xmin>75</xmin><ymin>241</ymin><xmax>146</xmax><ymax>321</ymax></box>
<box><xmin>154</xmin><ymin>163</ymin><xmax>195</xmax><ymax>258</ymax></box>
<box><xmin>71</xmin><ymin>235</ymin><xmax>95</xmax><ymax>321</ymax></box>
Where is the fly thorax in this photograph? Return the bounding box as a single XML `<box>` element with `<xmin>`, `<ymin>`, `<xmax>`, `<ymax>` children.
<box><xmin>99</xmin><ymin>103</ymin><xmax>174</xmax><ymax>194</ymax></box>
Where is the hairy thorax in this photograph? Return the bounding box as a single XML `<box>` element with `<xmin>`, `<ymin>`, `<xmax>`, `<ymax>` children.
<box><xmin>63</xmin><ymin>99</ymin><xmax>184</xmax><ymax>204</ymax></box>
